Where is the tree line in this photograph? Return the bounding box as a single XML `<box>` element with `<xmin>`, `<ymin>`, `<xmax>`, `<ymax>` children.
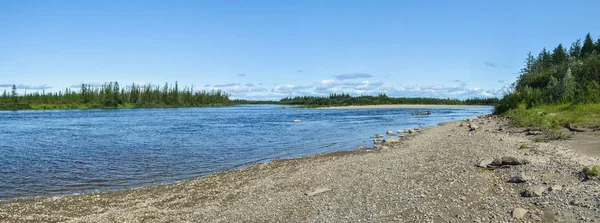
<box><xmin>1</xmin><ymin>83</ymin><xmax>500</xmax><ymax>110</ymax></box>
<box><xmin>495</xmin><ymin>32</ymin><xmax>600</xmax><ymax>114</ymax></box>
<box><xmin>279</xmin><ymin>93</ymin><xmax>499</xmax><ymax>107</ymax></box>
<box><xmin>0</xmin><ymin>82</ymin><xmax>233</xmax><ymax>110</ymax></box>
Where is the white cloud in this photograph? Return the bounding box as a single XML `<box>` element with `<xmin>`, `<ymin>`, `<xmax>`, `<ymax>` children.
<box><xmin>204</xmin><ymin>83</ymin><xmax>266</xmax><ymax>99</ymax></box>
<box><xmin>201</xmin><ymin>76</ymin><xmax>503</xmax><ymax>100</ymax></box>
<box><xmin>387</xmin><ymin>83</ymin><xmax>503</xmax><ymax>99</ymax></box>
<box><xmin>272</xmin><ymin>84</ymin><xmax>296</xmax><ymax>93</ymax></box>
<box><xmin>355</xmin><ymin>81</ymin><xmax>384</xmax><ymax>90</ymax></box>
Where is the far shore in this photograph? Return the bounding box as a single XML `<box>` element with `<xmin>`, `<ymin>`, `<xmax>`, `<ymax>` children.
<box><xmin>316</xmin><ymin>104</ymin><xmax>492</xmax><ymax>109</ymax></box>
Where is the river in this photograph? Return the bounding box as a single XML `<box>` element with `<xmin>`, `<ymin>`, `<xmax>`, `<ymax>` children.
<box><xmin>0</xmin><ymin>105</ymin><xmax>492</xmax><ymax>201</ymax></box>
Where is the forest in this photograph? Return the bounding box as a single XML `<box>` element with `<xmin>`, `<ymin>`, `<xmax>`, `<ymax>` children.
<box><xmin>0</xmin><ymin>82</ymin><xmax>233</xmax><ymax>110</ymax></box>
<box><xmin>278</xmin><ymin>93</ymin><xmax>498</xmax><ymax>107</ymax></box>
<box><xmin>0</xmin><ymin>82</ymin><xmax>500</xmax><ymax>110</ymax></box>
<box><xmin>495</xmin><ymin>33</ymin><xmax>600</xmax><ymax>129</ymax></box>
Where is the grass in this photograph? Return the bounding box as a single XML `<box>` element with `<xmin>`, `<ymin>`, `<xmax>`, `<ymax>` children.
<box><xmin>519</xmin><ymin>144</ymin><xmax>534</xmax><ymax>149</ymax></box>
<box><xmin>506</xmin><ymin>103</ymin><xmax>600</xmax><ymax>130</ymax></box>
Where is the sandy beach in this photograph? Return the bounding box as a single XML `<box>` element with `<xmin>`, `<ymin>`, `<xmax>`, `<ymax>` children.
<box><xmin>317</xmin><ymin>104</ymin><xmax>490</xmax><ymax>109</ymax></box>
<box><xmin>1</xmin><ymin>116</ymin><xmax>599</xmax><ymax>222</ymax></box>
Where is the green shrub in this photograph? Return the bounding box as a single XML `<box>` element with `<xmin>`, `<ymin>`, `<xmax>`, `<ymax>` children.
<box><xmin>583</xmin><ymin>165</ymin><xmax>600</xmax><ymax>176</ymax></box>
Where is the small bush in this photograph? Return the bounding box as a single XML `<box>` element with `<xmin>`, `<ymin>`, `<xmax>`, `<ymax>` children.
<box><xmin>583</xmin><ymin>165</ymin><xmax>600</xmax><ymax>176</ymax></box>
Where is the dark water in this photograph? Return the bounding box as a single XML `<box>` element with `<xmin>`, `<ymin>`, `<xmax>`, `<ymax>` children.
<box><xmin>0</xmin><ymin>105</ymin><xmax>492</xmax><ymax>201</ymax></box>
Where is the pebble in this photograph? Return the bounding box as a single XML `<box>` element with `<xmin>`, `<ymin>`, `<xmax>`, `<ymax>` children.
<box><xmin>512</xmin><ymin>208</ymin><xmax>528</xmax><ymax>219</ymax></box>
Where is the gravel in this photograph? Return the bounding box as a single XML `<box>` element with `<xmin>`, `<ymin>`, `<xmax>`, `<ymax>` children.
<box><xmin>1</xmin><ymin>116</ymin><xmax>599</xmax><ymax>222</ymax></box>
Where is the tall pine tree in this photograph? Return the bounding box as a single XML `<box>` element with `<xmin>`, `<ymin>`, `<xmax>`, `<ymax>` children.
<box><xmin>569</xmin><ymin>39</ymin><xmax>582</xmax><ymax>58</ymax></box>
<box><xmin>581</xmin><ymin>32</ymin><xmax>595</xmax><ymax>57</ymax></box>
<box><xmin>11</xmin><ymin>85</ymin><xmax>17</xmax><ymax>98</ymax></box>
<box><xmin>551</xmin><ymin>44</ymin><xmax>567</xmax><ymax>64</ymax></box>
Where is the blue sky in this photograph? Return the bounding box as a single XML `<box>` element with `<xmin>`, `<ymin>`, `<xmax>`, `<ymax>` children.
<box><xmin>1</xmin><ymin>0</ymin><xmax>599</xmax><ymax>100</ymax></box>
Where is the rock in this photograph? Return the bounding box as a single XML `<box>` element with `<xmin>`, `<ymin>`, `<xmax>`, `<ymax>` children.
<box><xmin>570</xmin><ymin>199</ymin><xmax>586</xmax><ymax>207</ymax></box>
<box><xmin>293</xmin><ymin>119</ymin><xmax>301</xmax><ymax>123</ymax></box>
<box><xmin>384</xmin><ymin>138</ymin><xmax>400</xmax><ymax>144</ymax></box>
<box><xmin>509</xmin><ymin>173</ymin><xmax>530</xmax><ymax>183</ymax></box>
<box><xmin>305</xmin><ymin>187</ymin><xmax>331</xmax><ymax>196</ymax></box>
<box><xmin>407</xmin><ymin>129</ymin><xmax>416</xmax><ymax>134</ymax></box>
<box><xmin>386</xmin><ymin>131</ymin><xmax>394</xmax><ymax>135</ymax></box>
<box><xmin>374</xmin><ymin>145</ymin><xmax>389</xmax><ymax>151</ymax></box>
<box><xmin>521</xmin><ymin>186</ymin><xmax>546</xmax><ymax>197</ymax></box>
<box><xmin>397</xmin><ymin>130</ymin><xmax>404</xmax><ymax>133</ymax></box>
<box><xmin>512</xmin><ymin>208</ymin><xmax>528</xmax><ymax>219</ymax></box>
<box><xmin>501</xmin><ymin>156</ymin><xmax>529</xmax><ymax>165</ymax></box>
<box><xmin>468</xmin><ymin>123</ymin><xmax>478</xmax><ymax>131</ymax></box>
<box><xmin>491</xmin><ymin>158</ymin><xmax>503</xmax><ymax>166</ymax></box>
<box><xmin>549</xmin><ymin>185</ymin><xmax>563</xmax><ymax>192</ymax></box>
<box><xmin>477</xmin><ymin>158</ymin><xmax>494</xmax><ymax>168</ymax></box>
<box><xmin>526</xmin><ymin>130</ymin><xmax>542</xmax><ymax>135</ymax></box>
<box><xmin>375</xmin><ymin>134</ymin><xmax>383</xmax><ymax>138</ymax></box>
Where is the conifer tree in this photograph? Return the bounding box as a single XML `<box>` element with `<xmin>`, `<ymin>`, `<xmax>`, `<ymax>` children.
<box><xmin>581</xmin><ymin>33</ymin><xmax>595</xmax><ymax>57</ymax></box>
<box><xmin>569</xmin><ymin>39</ymin><xmax>582</xmax><ymax>58</ymax></box>
<box><xmin>11</xmin><ymin>85</ymin><xmax>17</xmax><ymax>98</ymax></box>
<box><xmin>551</xmin><ymin>44</ymin><xmax>567</xmax><ymax>64</ymax></box>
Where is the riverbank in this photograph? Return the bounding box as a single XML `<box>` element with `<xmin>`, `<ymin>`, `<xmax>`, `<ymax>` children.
<box><xmin>317</xmin><ymin>104</ymin><xmax>491</xmax><ymax>109</ymax></box>
<box><xmin>1</xmin><ymin>117</ymin><xmax>599</xmax><ymax>222</ymax></box>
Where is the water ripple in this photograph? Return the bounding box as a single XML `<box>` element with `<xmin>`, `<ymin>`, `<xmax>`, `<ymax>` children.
<box><xmin>0</xmin><ymin>105</ymin><xmax>492</xmax><ymax>201</ymax></box>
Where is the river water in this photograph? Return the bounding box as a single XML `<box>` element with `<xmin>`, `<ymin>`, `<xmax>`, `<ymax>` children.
<box><xmin>0</xmin><ymin>105</ymin><xmax>492</xmax><ymax>201</ymax></box>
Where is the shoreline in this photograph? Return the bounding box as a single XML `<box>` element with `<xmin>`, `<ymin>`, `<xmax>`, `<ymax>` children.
<box><xmin>316</xmin><ymin>104</ymin><xmax>492</xmax><ymax>109</ymax></box>
<box><xmin>1</xmin><ymin>117</ymin><xmax>599</xmax><ymax>222</ymax></box>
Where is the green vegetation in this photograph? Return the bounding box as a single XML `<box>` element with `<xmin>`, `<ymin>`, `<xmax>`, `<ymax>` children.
<box><xmin>518</xmin><ymin>144</ymin><xmax>533</xmax><ymax>150</ymax></box>
<box><xmin>505</xmin><ymin>103</ymin><xmax>600</xmax><ymax>129</ymax></box>
<box><xmin>496</xmin><ymin>33</ymin><xmax>600</xmax><ymax>130</ymax></box>
<box><xmin>0</xmin><ymin>82</ymin><xmax>236</xmax><ymax>110</ymax></box>
<box><xmin>279</xmin><ymin>93</ymin><xmax>498</xmax><ymax>107</ymax></box>
<box><xmin>583</xmin><ymin>165</ymin><xmax>600</xmax><ymax>177</ymax></box>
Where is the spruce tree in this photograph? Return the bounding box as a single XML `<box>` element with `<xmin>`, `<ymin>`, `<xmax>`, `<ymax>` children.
<box><xmin>538</xmin><ymin>48</ymin><xmax>552</xmax><ymax>67</ymax></box>
<box><xmin>595</xmin><ymin>37</ymin><xmax>600</xmax><ymax>54</ymax></box>
<box><xmin>521</xmin><ymin>52</ymin><xmax>536</xmax><ymax>74</ymax></box>
<box><xmin>569</xmin><ymin>39</ymin><xmax>582</xmax><ymax>58</ymax></box>
<box><xmin>11</xmin><ymin>85</ymin><xmax>17</xmax><ymax>98</ymax></box>
<box><xmin>581</xmin><ymin>33</ymin><xmax>595</xmax><ymax>57</ymax></box>
<box><xmin>551</xmin><ymin>44</ymin><xmax>567</xmax><ymax>64</ymax></box>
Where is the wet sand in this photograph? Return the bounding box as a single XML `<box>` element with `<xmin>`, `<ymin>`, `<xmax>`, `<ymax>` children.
<box><xmin>1</xmin><ymin>117</ymin><xmax>599</xmax><ymax>222</ymax></box>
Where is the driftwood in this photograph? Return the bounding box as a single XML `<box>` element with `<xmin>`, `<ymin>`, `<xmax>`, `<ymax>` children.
<box><xmin>564</xmin><ymin>124</ymin><xmax>585</xmax><ymax>132</ymax></box>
